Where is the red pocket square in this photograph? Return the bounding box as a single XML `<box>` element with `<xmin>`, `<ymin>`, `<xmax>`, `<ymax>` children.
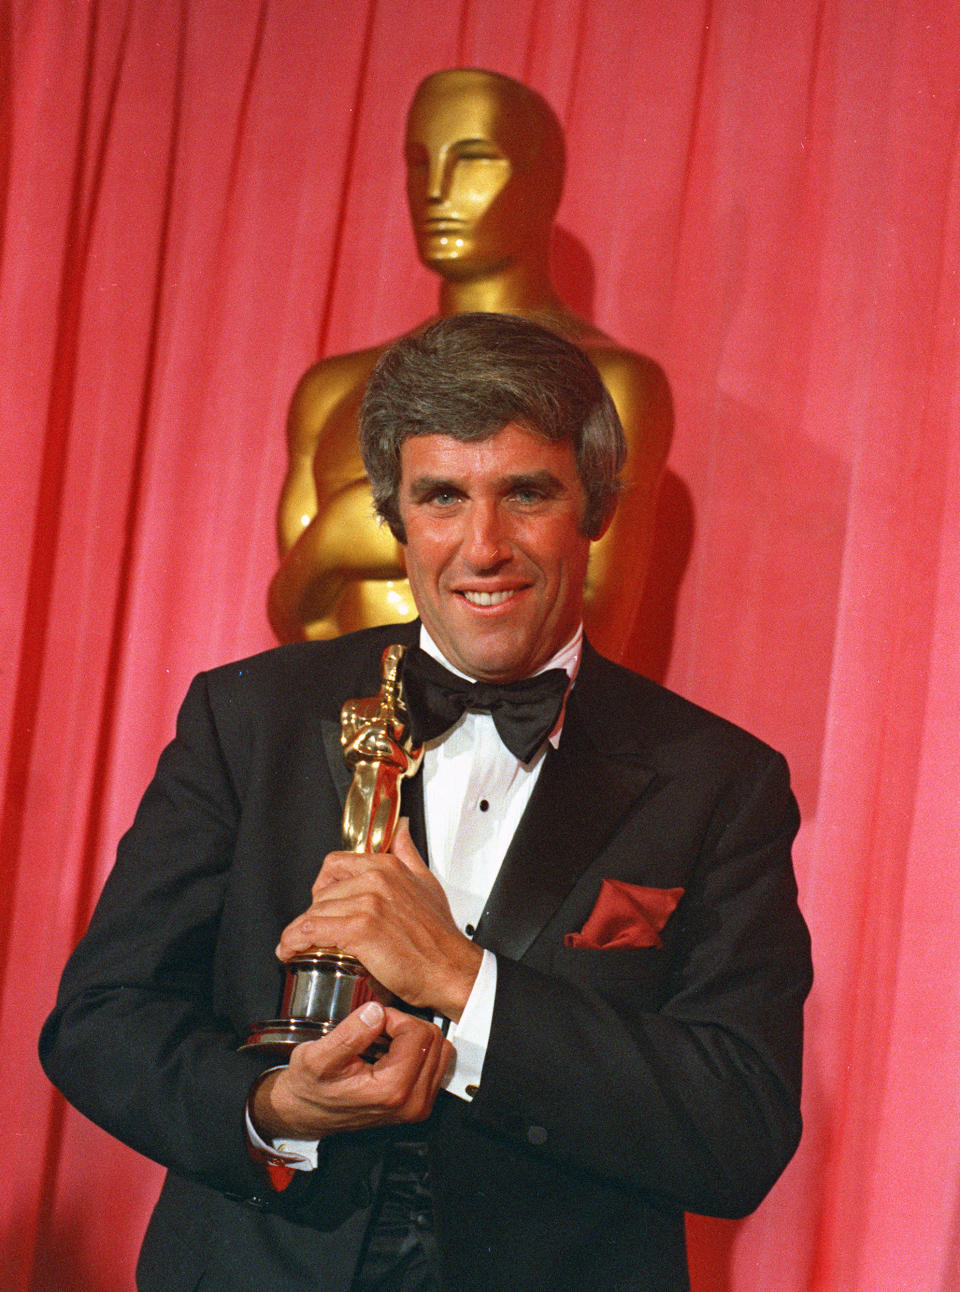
<box><xmin>564</xmin><ymin>879</ymin><xmax>685</xmax><ymax>950</ymax></box>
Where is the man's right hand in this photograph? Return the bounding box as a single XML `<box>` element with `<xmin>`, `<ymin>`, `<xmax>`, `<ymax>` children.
<box><xmin>250</xmin><ymin>1000</ymin><xmax>453</xmax><ymax>1142</ymax></box>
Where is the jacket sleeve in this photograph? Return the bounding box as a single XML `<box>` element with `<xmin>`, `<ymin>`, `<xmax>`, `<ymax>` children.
<box><xmin>465</xmin><ymin>745</ymin><xmax>812</xmax><ymax>1219</ymax></box>
<box><xmin>39</xmin><ymin>672</ymin><xmax>310</xmax><ymax>1209</ymax></box>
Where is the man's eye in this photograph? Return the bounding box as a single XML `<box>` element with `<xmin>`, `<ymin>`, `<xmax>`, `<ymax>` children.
<box><xmin>430</xmin><ymin>489</ymin><xmax>460</xmax><ymax>506</ymax></box>
<box><xmin>511</xmin><ymin>488</ymin><xmax>545</xmax><ymax>505</ymax></box>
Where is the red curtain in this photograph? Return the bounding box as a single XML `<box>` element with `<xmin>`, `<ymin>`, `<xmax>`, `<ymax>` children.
<box><xmin>3</xmin><ymin>2</ymin><xmax>958</xmax><ymax>1287</ymax></box>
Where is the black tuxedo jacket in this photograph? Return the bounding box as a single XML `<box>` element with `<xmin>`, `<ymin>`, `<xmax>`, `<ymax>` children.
<box><xmin>41</xmin><ymin>623</ymin><xmax>811</xmax><ymax>1291</ymax></box>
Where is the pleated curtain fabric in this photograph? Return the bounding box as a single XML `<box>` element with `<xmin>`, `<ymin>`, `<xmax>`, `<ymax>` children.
<box><xmin>2</xmin><ymin>3</ymin><xmax>959</xmax><ymax>1288</ymax></box>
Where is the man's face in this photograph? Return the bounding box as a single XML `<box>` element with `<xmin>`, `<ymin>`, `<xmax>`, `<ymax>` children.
<box><xmin>404</xmin><ymin>76</ymin><xmax>552</xmax><ymax>279</ymax></box>
<box><xmin>398</xmin><ymin>424</ymin><xmax>603</xmax><ymax>682</ymax></box>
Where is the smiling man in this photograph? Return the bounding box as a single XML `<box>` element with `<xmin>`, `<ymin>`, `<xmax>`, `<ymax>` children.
<box><xmin>399</xmin><ymin>425</ymin><xmax>596</xmax><ymax>681</ymax></box>
<box><xmin>41</xmin><ymin>314</ymin><xmax>811</xmax><ymax>1291</ymax></box>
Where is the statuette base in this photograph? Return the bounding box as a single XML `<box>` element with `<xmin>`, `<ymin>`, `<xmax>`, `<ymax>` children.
<box><xmin>242</xmin><ymin>949</ymin><xmax>388</xmax><ymax>1055</ymax></box>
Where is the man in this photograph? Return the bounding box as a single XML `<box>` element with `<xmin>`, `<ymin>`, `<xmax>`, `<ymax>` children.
<box><xmin>41</xmin><ymin>314</ymin><xmax>812</xmax><ymax>1290</ymax></box>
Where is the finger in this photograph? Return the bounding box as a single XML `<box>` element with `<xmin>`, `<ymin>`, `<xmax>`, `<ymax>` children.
<box><xmin>374</xmin><ymin>1009</ymin><xmax>442</xmax><ymax>1073</ymax></box>
<box><xmin>293</xmin><ymin>1000</ymin><xmax>386</xmax><ymax>1079</ymax></box>
<box><xmin>423</xmin><ymin>1037</ymin><xmax>456</xmax><ymax>1098</ymax></box>
<box><xmin>276</xmin><ymin>911</ymin><xmax>333</xmax><ymax>960</ymax></box>
<box><xmin>373</xmin><ymin>1012</ymin><xmax>448</xmax><ymax>1110</ymax></box>
<box><xmin>277</xmin><ymin>879</ymin><xmax>396</xmax><ymax>959</ymax></box>
<box><xmin>276</xmin><ymin>912</ymin><xmax>359</xmax><ymax>963</ymax></box>
<box><xmin>405</xmin><ymin>1030</ymin><xmax>455</xmax><ymax>1114</ymax></box>
<box><xmin>403</xmin><ymin>1023</ymin><xmax>451</xmax><ymax>1091</ymax></box>
<box><xmin>311</xmin><ymin>851</ymin><xmax>370</xmax><ymax>897</ymax></box>
<box><xmin>280</xmin><ymin>863</ymin><xmax>397</xmax><ymax>956</ymax></box>
<box><xmin>390</xmin><ymin>818</ymin><xmax>429</xmax><ymax>874</ymax></box>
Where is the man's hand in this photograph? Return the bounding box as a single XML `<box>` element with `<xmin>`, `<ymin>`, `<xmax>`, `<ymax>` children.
<box><xmin>250</xmin><ymin>1000</ymin><xmax>453</xmax><ymax>1141</ymax></box>
<box><xmin>276</xmin><ymin>819</ymin><xmax>483</xmax><ymax>1021</ymax></box>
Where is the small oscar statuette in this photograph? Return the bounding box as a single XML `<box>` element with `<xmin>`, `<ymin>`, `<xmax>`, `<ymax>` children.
<box><xmin>243</xmin><ymin>644</ymin><xmax>423</xmax><ymax>1054</ymax></box>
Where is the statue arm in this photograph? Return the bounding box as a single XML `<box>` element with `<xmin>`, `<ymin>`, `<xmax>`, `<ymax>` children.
<box><xmin>583</xmin><ymin>352</ymin><xmax>673</xmax><ymax>658</ymax></box>
<box><xmin>268</xmin><ymin>478</ymin><xmax>404</xmax><ymax>641</ymax></box>
<box><xmin>276</xmin><ymin>351</ymin><xmax>382</xmax><ymax>554</ymax></box>
<box><xmin>276</xmin><ymin>366</ymin><xmax>330</xmax><ymax>557</ymax></box>
<box><xmin>271</xmin><ymin>349</ymin><xmax>402</xmax><ymax>641</ymax></box>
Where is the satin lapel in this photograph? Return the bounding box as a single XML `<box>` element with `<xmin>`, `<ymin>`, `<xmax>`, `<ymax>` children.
<box><xmin>321</xmin><ymin>719</ymin><xmax>352</xmax><ymax>809</ymax></box>
<box><xmin>474</xmin><ymin>669</ymin><xmax>657</xmax><ymax>961</ymax></box>
<box><xmin>402</xmin><ymin>770</ymin><xmax>428</xmax><ymax>864</ymax></box>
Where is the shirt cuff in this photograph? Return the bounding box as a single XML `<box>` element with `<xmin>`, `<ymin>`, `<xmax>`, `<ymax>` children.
<box><xmin>442</xmin><ymin>948</ymin><xmax>497</xmax><ymax>1101</ymax></box>
<box><xmin>245</xmin><ymin>1067</ymin><xmax>319</xmax><ymax>1172</ymax></box>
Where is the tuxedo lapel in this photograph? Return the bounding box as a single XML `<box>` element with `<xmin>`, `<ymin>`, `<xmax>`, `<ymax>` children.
<box><xmin>474</xmin><ymin>651</ymin><xmax>658</xmax><ymax>961</ymax></box>
<box><xmin>321</xmin><ymin>718</ymin><xmax>352</xmax><ymax>808</ymax></box>
<box><xmin>402</xmin><ymin>771</ymin><xmax>429</xmax><ymax>864</ymax></box>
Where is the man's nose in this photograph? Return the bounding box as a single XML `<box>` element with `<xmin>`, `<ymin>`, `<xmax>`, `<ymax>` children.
<box><xmin>461</xmin><ymin>503</ymin><xmax>510</xmax><ymax>568</ymax></box>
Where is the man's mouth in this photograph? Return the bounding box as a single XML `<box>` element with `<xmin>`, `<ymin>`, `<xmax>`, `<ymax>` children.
<box><xmin>460</xmin><ymin>589</ymin><xmax>516</xmax><ymax>607</ymax></box>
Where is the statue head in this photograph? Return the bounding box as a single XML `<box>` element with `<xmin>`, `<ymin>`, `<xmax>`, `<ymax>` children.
<box><xmin>404</xmin><ymin>68</ymin><xmax>565</xmax><ymax>281</ymax></box>
<box><xmin>359</xmin><ymin>312</ymin><xmax>624</xmax><ymax>542</ymax></box>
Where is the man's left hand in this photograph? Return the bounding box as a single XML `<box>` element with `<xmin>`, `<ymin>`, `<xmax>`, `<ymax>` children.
<box><xmin>276</xmin><ymin>819</ymin><xmax>483</xmax><ymax>1021</ymax></box>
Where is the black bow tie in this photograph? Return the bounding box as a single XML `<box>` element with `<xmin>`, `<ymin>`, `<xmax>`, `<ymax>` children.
<box><xmin>401</xmin><ymin>646</ymin><xmax>569</xmax><ymax>763</ymax></box>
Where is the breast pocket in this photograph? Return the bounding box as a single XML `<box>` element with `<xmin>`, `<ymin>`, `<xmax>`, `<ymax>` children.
<box><xmin>550</xmin><ymin>943</ymin><xmax>673</xmax><ymax>1010</ymax></box>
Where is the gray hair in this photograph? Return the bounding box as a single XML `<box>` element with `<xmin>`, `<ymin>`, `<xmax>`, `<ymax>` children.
<box><xmin>359</xmin><ymin>313</ymin><xmax>625</xmax><ymax>541</ymax></box>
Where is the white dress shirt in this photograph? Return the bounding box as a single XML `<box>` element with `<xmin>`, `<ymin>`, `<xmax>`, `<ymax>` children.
<box><xmin>420</xmin><ymin>624</ymin><xmax>581</xmax><ymax>1098</ymax></box>
<box><xmin>256</xmin><ymin>624</ymin><xmax>582</xmax><ymax>1167</ymax></box>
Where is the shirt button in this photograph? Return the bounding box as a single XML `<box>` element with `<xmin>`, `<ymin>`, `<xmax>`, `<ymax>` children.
<box><xmin>478</xmin><ymin>799</ymin><xmax>489</xmax><ymax>812</ymax></box>
<box><xmin>526</xmin><ymin>1125</ymin><xmax>548</xmax><ymax>1146</ymax></box>
<box><xmin>465</xmin><ymin>923</ymin><xmax>475</xmax><ymax>937</ymax></box>
<box><xmin>414</xmin><ymin>1211</ymin><xmax>432</xmax><ymax>1230</ymax></box>
<box><xmin>465</xmin><ymin>1084</ymin><xmax>479</xmax><ymax>1098</ymax></box>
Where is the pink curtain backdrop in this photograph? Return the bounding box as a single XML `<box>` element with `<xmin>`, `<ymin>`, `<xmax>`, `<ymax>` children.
<box><xmin>3</xmin><ymin>2</ymin><xmax>958</xmax><ymax>1288</ymax></box>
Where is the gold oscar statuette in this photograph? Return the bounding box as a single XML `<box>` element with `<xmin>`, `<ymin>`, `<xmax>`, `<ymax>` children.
<box><xmin>243</xmin><ymin>644</ymin><xmax>423</xmax><ymax>1054</ymax></box>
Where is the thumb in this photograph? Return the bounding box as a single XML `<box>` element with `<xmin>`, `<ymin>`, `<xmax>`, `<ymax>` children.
<box><xmin>315</xmin><ymin>999</ymin><xmax>385</xmax><ymax>1070</ymax></box>
<box><xmin>391</xmin><ymin>817</ymin><xmax>427</xmax><ymax>873</ymax></box>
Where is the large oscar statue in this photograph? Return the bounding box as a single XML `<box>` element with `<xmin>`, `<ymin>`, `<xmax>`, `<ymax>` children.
<box><xmin>268</xmin><ymin>67</ymin><xmax>673</xmax><ymax>658</ymax></box>
<box><xmin>243</xmin><ymin>645</ymin><xmax>422</xmax><ymax>1053</ymax></box>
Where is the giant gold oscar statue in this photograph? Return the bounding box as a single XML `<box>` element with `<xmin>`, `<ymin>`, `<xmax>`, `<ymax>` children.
<box><xmin>268</xmin><ymin>67</ymin><xmax>672</xmax><ymax>657</ymax></box>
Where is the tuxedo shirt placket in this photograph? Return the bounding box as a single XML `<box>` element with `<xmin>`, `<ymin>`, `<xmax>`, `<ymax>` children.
<box><xmin>423</xmin><ymin>710</ymin><xmax>544</xmax><ymax>939</ymax></box>
<box><xmin>417</xmin><ymin>625</ymin><xmax>580</xmax><ymax>1097</ymax></box>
